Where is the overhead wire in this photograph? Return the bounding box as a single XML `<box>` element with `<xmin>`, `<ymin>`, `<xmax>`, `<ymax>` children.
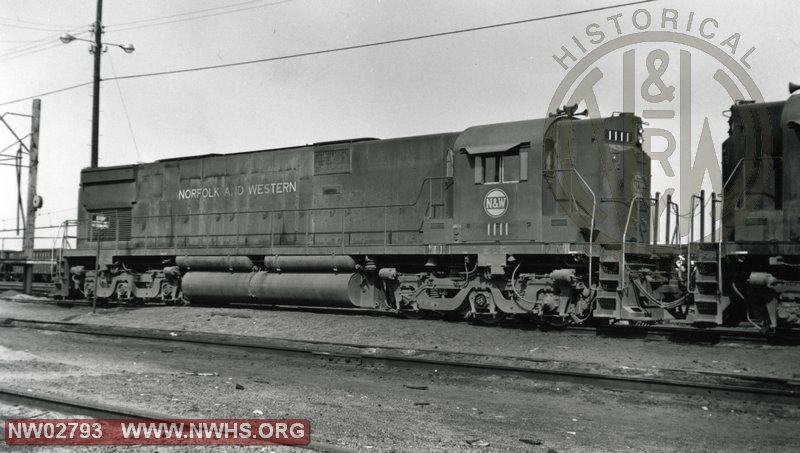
<box><xmin>0</xmin><ymin>21</ymin><xmax>73</xmax><ymax>32</ymax></box>
<box><xmin>0</xmin><ymin>28</ymin><xmax>92</xmax><ymax>63</ymax></box>
<box><xmin>107</xmin><ymin>52</ymin><xmax>143</xmax><ymax>162</ymax></box>
<box><xmin>106</xmin><ymin>0</ymin><xmax>291</xmax><ymax>32</ymax></box>
<box><xmin>106</xmin><ymin>0</ymin><xmax>656</xmax><ymax>82</ymax></box>
<box><xmin>0</xmin><ymin>81</ymin><xmax>93</xmax><ymax>107</ymax></box>
<box><xmin>0</xmin><ymin>39</ymin><xmax>46</xmax><ymax>44</ymax></box>
<box><xmin>0</xmin><ymin>207</ymin><xmax>75</xmax><ymax>224</ymax></box>
<box><xmin>0</xmin><ymin>0</ymin><xmax>656</xmax><ymax>106</ymax></box>
<box><xmin>0</xmin><ymin>135</ymin><xmax>30</xmax><ymax>156</ymax></box>
<box><xmin>0</xmin><ymin>26</ymin><xmax>90</xmax><ymax>55</ymax></box>
<box><xmin>0</xmin><ymin>16</ymin><xmax>84</xmax><ymax>29</ymax></box>
<box><xmin>0</xmin><ymin>41</ymin><xmax>63</xmax><ymax>63</ymax></box>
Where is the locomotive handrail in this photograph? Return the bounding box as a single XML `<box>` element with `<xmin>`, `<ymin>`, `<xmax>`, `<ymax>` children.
<box><xmin>543</xmin><ymin>168</ymin><xmax>596</xmax><ymax>289</ymax></box>
<box><xmin>686</xmin><ymin>194</ymin><xmax>703</xmax><ymax>291</ymax></box>
<box><xmin>620</xmin><ymin>195</ymin><xmax>657</xmax><ymax>291</ymax></box>
<box><xmin>50</xmin><ymin>220</ymin><xmax>77</xmax><ymax>282</ymax></box>
<box><xmin>721</xmin><ymin>156</ymin><xmax>783</xmax><ymax>209</ymax></box>
<box><xmin>716</xmin><ymin>156</ymin><xmax>782</xmax><ymax>298</ymax></box>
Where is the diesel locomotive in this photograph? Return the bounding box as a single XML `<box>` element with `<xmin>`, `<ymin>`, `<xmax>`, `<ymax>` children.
<box><xmin>688</xmin><ymin>83</ymin><xmax>800</xmax><ymax>330</ymax></box>
<box><xmin>52</xmin><ymin>86</ymin><xmax>800</xmax><ymax>330</ymax></box>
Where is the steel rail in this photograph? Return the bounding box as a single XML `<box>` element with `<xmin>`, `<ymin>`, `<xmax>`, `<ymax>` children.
<box><xmin>562</xmin><ymin>323</ymin><xmax>800</xmax><ymax>344</ymax></box>
<box><xmin>0</xmin><ymin>281</ymin><xmax>53</xmax><ymax>296</ymax></box>
<box><xmin>1</xmin><ymin>297</ymin><xmax>799</xmax><ymax>343</ymax></box>
<box><xmin>2</xmin><ymin>318</ymin><xmax>799</xmax><ymax>406</ymax></box>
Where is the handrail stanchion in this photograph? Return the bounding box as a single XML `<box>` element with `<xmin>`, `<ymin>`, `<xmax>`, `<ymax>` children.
<box><xmin>665</xmin><ymin>194</ymin><xmax>672</xmax><ymax>245</ymax></box>
<box><xmin>653</xmin><ymin>192</ymin><xmax>660</xmax><ymax>245</ymax></box>
<box><xmin>620</xmin><ymin>196</ymin><xmax>641</xmax><ymax>291</ymax></box>
<box><xmin>699</xmin><ymin>190</ymin><xmax>705</xmax><ymax>242</ymax></box>
<box><xmin>620</xmin><ymin>195</ymin><xmax>658</xmax><ymax>291</ymax></box>
<box><xmin>545</xmin><ymin>168</ymin><xmax>596</xmax><ymax>288</ymax></box>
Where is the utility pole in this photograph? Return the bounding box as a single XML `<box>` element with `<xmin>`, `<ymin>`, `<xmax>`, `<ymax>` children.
<box><xmin>61</xmin><ymin>0</ymin><xmax>133</xmax><ymax>168</ymax></box>
<box><xmin>23</xmin><ymin>99</ymin><xmax>41</xmax><ymax>294</ymax></box>
<box><xmin>90</xmin><ymin>0</ymin><xmax>104</xmax><ymax>168</ymax></box>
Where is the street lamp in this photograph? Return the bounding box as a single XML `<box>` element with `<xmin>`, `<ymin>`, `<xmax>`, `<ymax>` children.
<box><xmin>60</xmin><ymin>33</ymin><xmax>135</xmax><ymax>53</ymax></box>
<box><xmin>59</xmin><ymin>2</ymin><xmax>134</xmax><ymax>168</ymax></box>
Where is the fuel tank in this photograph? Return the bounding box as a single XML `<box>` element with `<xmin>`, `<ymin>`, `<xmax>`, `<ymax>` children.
<box><xmin>181</xmin><ymin>271</ymin><xmax>374</xmax><ymax>308</ymax></box>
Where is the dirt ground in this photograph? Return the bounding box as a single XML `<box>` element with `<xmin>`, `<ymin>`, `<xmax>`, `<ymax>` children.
<box><xmin>1</xmin><ymin>297</ymin><xmax>798</xmax><ymax>380</ymax></box>
<box><xmin>1</xmin><ymin>297</ymin><xmax>799</xmax><ymax>452</ymax></box>
<box><xmin>1</xmin><ymin>326</ymin><xmax>798</xmax><ymax>453</ymax></box>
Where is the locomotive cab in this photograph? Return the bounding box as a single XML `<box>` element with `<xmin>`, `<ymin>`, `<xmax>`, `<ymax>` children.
<box><xmin>449</xmin><ymin>111</ymin><xmax>649</xmax><ymax>247</ymax></box>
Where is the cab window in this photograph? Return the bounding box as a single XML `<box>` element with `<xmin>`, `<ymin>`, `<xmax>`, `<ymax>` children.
<box><xmin>474</xmin><ymin>146</ymin><xmax>527</xmax><ymax>184</ymax></box>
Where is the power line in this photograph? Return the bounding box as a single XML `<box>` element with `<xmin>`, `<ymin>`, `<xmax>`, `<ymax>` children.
<box><xmin>0</xmin><ymin>16</ymin><xmax>84</xmax><ymax>29</ymax></box>
<box><xmin>0</xmin><ymin>28</ymin><xmax>91</xmax><ymax>61</ymax></box>
<box><xmin>108</xmin><ymin>1</ymin><xmax>293</xmax><ymax>33</ymax></box>
<box><xmin>108</xmin><ymin>52</ymin><xmax>143</xmax><ymax>162</ymax></box>
<box><xmin>0</xmin><ymin>21</ymin><xmax>72</xmax><ymax>32</ymax></box>
<box><xmin>106</xmin><ymin>0</ymin><xmax>289</xmax><ymax>31</ymax></box>
<box><xmin>0</xmin><ymin>0</ymin><xmax>656</xmax><ymax>106</ymax></box>
<box><xmin>108</xmin><ymin>0</ymin><xmax>656</xmax><ymax>82</ymax></box>
<box><xmin>0</xmin><ymin>41</ymin><xmax>63</xmax><ymax>64</ymax></box>
<box><xmin>0</xmin><ymin>82</ymin><xmax>93</xmax><ymax>108</ymax></box>
<box><xmin>0</xmin><ymin>28</ymin><xmax>91</xmax><ymax>55</ymax></box>
<box><xmin>0</xmin><ymin>39</ymin><xmax>44</xmax><ymax>44</ymax></box>
<box><xmin>0</xmin><ymin>207</ymin><xmax>75</xmax><ymax>224</ymax></box>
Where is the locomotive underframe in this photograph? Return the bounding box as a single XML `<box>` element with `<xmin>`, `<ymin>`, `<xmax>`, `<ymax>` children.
<box><xmin>691</xmin><ymin>242</ymin><xmax>800</xmax><ymax>329</ymax></box>
<box><xmin>58</xmin><ymin>240</ymin><xmax>724</xmax><ymax>326</ymax></box>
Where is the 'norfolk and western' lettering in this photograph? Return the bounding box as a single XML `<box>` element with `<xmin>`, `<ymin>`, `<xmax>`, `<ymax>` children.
<box><xmin>177</xmin><ymin>182</ymin><xmax>297</xmax><ymax>200</ymax></box>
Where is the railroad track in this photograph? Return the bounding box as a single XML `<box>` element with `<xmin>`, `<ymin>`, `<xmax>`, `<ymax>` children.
<box><xmin>2</xmin><ymin>317</ymin><xmax>799</xmax><ymax>407</ymax></box>
<box><xmin>561</xmin><ymin>323</ymin><xmax>800</xmax><ymax>344</ymax></box>
<box><xmin>4</xmin><ymin>294</ymin><xmax>800</xmax><ymax>345</ymax></box>
<box><xmin>0</xmin><ymin>387</ymin><xmax>356</xmax><ymax>453</ymax></box>
<box><xmin>0</xmin><ymin>281</ymin><xmax>53</xmax><ymax>297</ymax></box>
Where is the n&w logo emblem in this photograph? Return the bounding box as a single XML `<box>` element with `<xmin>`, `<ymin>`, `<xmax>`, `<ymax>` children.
<box><xmin>484</xmin><ymin>188</ymin><xmax>508</xmax><ymax>218</ymax></box>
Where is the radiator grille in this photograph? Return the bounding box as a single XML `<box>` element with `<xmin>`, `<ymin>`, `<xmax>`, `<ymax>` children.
<box><xmin>87</xmin><ymin>208</ymin><xmax>132</xmax><ymax>242</ymax></box>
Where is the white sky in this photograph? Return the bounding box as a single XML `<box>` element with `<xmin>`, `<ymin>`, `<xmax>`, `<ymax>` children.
<box><xmin>1</xmin><ymin>0</ymin><xmax>798</xmax><ymax>249</ymax></box>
